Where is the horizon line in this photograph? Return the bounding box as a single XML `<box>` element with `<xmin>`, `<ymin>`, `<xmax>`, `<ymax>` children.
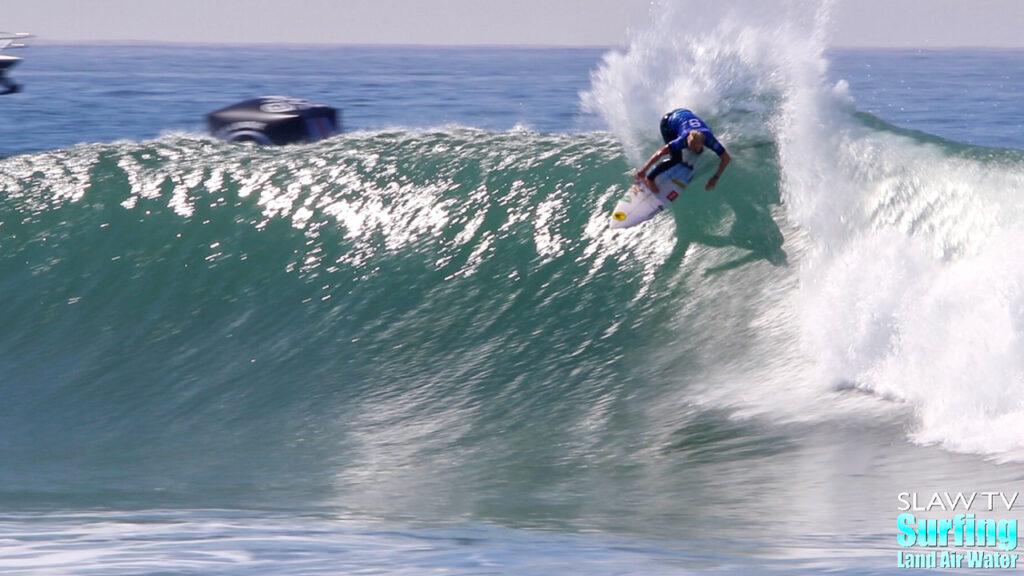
<box><xmin>20</xmin><ymin>38</ymin><xmax>619</xmax><ymax>50</ymax></box>
<box><xmin>19</xmin><ymin>38</ymin><xmax>1024</xmax><ymax>51</ymax></box>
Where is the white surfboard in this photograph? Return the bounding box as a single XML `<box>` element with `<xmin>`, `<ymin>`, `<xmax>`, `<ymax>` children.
<box><xmin>609</xmin><ymin>162</ymin><xmax>694</xmax><ymax>229</ymax></box>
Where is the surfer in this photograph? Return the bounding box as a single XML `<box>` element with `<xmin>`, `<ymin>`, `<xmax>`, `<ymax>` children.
<box><xmin>636</xmin><ymin>108</ymin><xmax>730</xmax><ymax>193</ymax></box>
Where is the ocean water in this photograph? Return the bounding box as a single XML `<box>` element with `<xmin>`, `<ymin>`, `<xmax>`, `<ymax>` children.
<box><xmin>3</xmin><ymin>1</ymin><xmax>1024</xmax><ymax>574</ymax></box>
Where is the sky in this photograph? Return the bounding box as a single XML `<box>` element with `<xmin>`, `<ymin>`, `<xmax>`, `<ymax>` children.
<box><xmin>4</xmin><ymin>0</ymin><xmax>1024</xmax><ymax>48</ymax></box>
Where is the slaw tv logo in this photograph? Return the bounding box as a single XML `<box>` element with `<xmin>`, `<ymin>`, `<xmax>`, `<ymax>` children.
<box><xmin>896</xmin><ymin>492</ymin><xmax>1020</xmax><ymax>569</ymax></box>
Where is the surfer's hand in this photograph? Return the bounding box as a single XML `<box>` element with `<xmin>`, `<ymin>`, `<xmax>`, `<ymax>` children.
<box><xmin>646</xmin><ymin>178</ymin><xmax>660</xmax><ymax>194</ymax></box>
<box><xmin>705</xmin><ymin>175</ymin><xmax>720</xmax><ymax>190</ymax></box>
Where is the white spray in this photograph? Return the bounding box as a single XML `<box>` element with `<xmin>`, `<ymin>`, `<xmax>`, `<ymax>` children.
<box><xmin>586</xmin><ymin>0</ymin><xmax>1024</xmax><ymax>461</ymax></box>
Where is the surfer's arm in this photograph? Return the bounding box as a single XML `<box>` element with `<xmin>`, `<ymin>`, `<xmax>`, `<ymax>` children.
<box><xmin>706</xmin><ymin>150</ymin><xmax>731</xmax><ymax>190</ymax></box>
<box><xmin>636</xmin><ymin>144</ymin><xmax>670</xmax><ymax>192</ymax></box>
<box><xmin>630</xmin><ymin>143</ymin><xmax>671</xmax><ymax>192</ymax></box>
<box><xmin>637</xmin><ymin>144</ymin><xmax>670</xmax><ymax>178</ymax></box>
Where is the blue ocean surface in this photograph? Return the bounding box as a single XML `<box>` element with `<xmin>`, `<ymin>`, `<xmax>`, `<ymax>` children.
<box><xmin>829</xmin><ymin>49</ymin><xmax>1024</xmax><ymax>150</ymax></box>
<box><xmin>3</xmin><ymin>4</ymin><xmax>1024</xmax><ymax>575</ymax></box>
<box><xmin>6</xmin><ymin>46</ymin><xmax>1024</xmax><ymax>156</ymax></box>
<box><xmin>0</xmin><ymin>44</ymin><xmax>606</xmax><ymax>156</ymax></box>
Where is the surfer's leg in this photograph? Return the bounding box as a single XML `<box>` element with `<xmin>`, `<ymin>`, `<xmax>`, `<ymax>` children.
<box><xmin>647</xmin><ymin>141</ymin><xmax>683</xmax><ymax>180</ymax></box>
<box><xmin>647</xmin><ymin>156</ymin><xmax>679</xmax><ymax>180</ymax></box>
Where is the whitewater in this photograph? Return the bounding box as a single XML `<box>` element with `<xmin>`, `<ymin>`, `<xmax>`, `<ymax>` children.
<box><xmin>2</xmin><ymin>0</ymin><xmax>1024</xmax><ymax>573</ymax></box>
<box><xmin>586</xmin><ymin>0</ymin><xmax>1024</xmax><ymax>461</ymax></box>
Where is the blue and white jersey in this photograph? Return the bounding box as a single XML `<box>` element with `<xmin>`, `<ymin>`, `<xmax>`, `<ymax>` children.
<box><xmin>663</xmin><ymin>109</ymin><xmax>727</xmax><ymax>157</ymax></box>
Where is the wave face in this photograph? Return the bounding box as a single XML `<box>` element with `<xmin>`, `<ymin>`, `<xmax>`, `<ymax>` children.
<box><xmin>2</xmin><ymin>0</ymin><xmax>1024</xmax><ymax>533</ymax></box>
<box><xmin>0</xmin><ymin>128</ymin><xmax>785</xmax><ymax>513</ymax></box>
